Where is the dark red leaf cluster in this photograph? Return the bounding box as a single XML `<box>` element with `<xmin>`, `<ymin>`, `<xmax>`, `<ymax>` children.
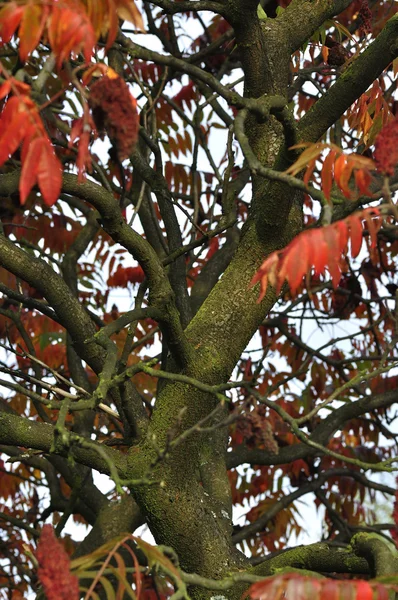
<box><xmin>374</xmin><ymin>116</ymin><xmax>398</xmax><ymax>176</ymax></box>
<box><xmin>89</xmin><ymin>75</ymin><xmax>139</xmax><ymax>161</ymax></box>
<box><xmin>35</xmin><ymin>525</ymin><xmax>79</xmax><ymax>600</ymax></box>
<box><xmin>236</xmin><ymin>409</ymin><xmax>278</xmax><ymax>454</ymax></box>
<box><xmin>326</xmin><ymin>43</ymin><xmax>350</xmax><ymax>67</ymax></box>
<box><xmin>331</xmin><ymin>274</ymin><xmax>362</xmax><ymax>318</ymax></box>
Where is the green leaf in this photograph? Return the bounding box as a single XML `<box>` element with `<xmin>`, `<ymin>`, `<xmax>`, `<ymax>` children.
<box><xmin>257</xmin><ymin>4</ymin><xmax>267</xmax><ymax>20</ymax></box>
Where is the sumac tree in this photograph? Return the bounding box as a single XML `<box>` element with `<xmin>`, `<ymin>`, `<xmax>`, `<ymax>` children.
<box><xmin>0</xmin><ymin>1</ymin><xmax>398</xmax><ymax>599</ymax></box>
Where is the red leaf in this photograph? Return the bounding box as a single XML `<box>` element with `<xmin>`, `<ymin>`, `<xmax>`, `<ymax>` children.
<box><xmin>252</xmin><ymin>208</ymin><xmax>381</xmax><ymax>300</ymax></box>
<box><xmin>355</xmin><ymin>581</ymin><xmax>373</xmax><ymax>600</ymax></box>
<box><xmin>0</xmin><ymin>78</ymin><xmax>30</xmax><ymax>100</ymax></box>
<box><xmin>324</xmin><ymin>226</ymin><xmax>342</xmax><ymax>287</ymax></box>
<box><xmin>335</xmin><ymin>219</ymin><xmax>349</xmax><ymax>254</ymax></box>
<box><xmin>279</xmin><ymin>236</ymin><xmax>310</xmax><ymax>295</ymax></box>
<box><xmin>320</xmin><ymin>579</ymin><xmax>340</xmax><ymax>600</ymax></box>
<box><xmin>69</xmin><ymin>116</ymin><xmax>95</xmax><ymax>181</ymax></box>
<box><xmin>0</xmin><ymin>2</ymin><xmax>23</xmax><ymax>44</ymax></box>
<box><xmin>349</xmin><ymin>215</ymin><xmax>363</xmax><ymax>258</ymax></box>
<box><xmin>20</xmin><ymin>137</ymin><xmax>41</xmax><ymax>204</ymax></box>
<box><xmin>107</xmin><ymin>265</ymin><xmax>145</xmax><ymax>287</ymax></box>
<box><xmin>311</xmin><ymin>229</ymin><xmax>329</xmax><ymax>277</ymax></box>
<box><xmin>36</xmin><ymin>138</ymin><xmax>62</xmax><ymax>206</ymax></box>
<box><xmin>20</xmin><ymin>136</ymin><xmax>62</xmax><ymax>206</ymax></box>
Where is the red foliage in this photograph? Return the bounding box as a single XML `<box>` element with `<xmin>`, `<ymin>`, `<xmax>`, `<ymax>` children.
<box><xmin>0</xmin><ymin>0</ymin><xmax>143</xmax><ymax>66</ymax></box>
<box><xmin>35</xmin><ymin>525</ymin><xmax>79</xmax><ymax>600</ymax></box>
<box><xmin>107</xmin><ymin>264</ymin><xmax>145</xmax><ymax>287</ymax></box>
<box><xmin>248</xmin><ymin>573</ymin><xmax>396</xmax><ymax>600</ymax></box>
<box><xmin>173</xmin><ymin>81</ymin><xmax>197</xmax><ymax>112</ymax></box>
<box><xmin>47</xmin><ymin>1</ymin><xmax>95</xmax><ymax>68</ymax></box>
<box><xmin>331</xmin><ymin>274</ymin><xmax>362</xmax><ymax>318</ymax></box>
<box><xmin>252</xmin><ymin>208</ymin><xmax>381</xmax><ymax>300</ymax></box>
<box><xmin>0</xmin><ymin>80</ymin><xmax>62</xmax><ymax>205</ymax></box>
<box><xmin>69</xmin><ymin>114</ymin><xmax>97</xmax><ymax>182</ymax></box>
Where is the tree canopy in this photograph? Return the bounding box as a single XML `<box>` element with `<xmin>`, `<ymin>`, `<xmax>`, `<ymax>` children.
<box><xmin>1</xmin><ymin>0</ymin><xmax>398</xmax><ymax>599</ymax></box>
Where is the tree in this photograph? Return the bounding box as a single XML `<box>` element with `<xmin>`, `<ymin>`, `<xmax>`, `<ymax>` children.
<box><xmin>1</xmin><ymin>0</ymin><xmax>398</xmax><ymax>598</ymax></box>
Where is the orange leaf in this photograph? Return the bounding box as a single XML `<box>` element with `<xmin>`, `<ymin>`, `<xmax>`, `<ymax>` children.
<box><xmin>321</xmin><ymin>150</ymin><xmax>336</xmax><ymax>200</ymax></box>
<box><xmin>363</xmin><ymin>209</ymin><xmax>382</xmax><ymax>249</ymax></box>
<box><xmin>334</xmin><ymin>153</ymin><xmax>346</xmax><ymax>186</ymax></box>
<box><xmin>48</xmin><ymin>3</ymin><xmax>96</xmax><ymax>68</ymax></box>
<box><xmin>285</xmin><ymin>142</ymin><xmax>324</xmax><ymax>176</ymax></box>
<box><xmin>19</xmin><ymin>1</ymin><xmax>49</xmax><ymax>62</ymax></box>
<box><xmin>116</xmin><ymin>0</ymin><xmax>145</xmax><ymax>31</ymax></box>
<box><xmin>303</xmin><ymin>157</ymin><xmax>316</xmax><ymax>185</ymax></box>
<box><xmin>355</xmin><ymin>168</ymin><xmax>372</xmax><ymax>196</ymax></box>
<box><xmin>335</xmin><ymin>154</ymin><xmax>355</xmax><ymax>198</ymax></box>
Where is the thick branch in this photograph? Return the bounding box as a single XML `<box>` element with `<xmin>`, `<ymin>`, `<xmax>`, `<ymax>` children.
<box><xmin>253</xmin><ymin>542</ymin><xmax>370</xmax><ymax>577</ymax></box>
<box><xmin>350</xmin><ymin>533</ymin><xmax>398</xmax><ymax>577</ymax></box>
<box><xmin>0</xmin><ymin>411</ymin><xmax>127</xmax><ymax>477</ymax></box>
<box><xmin>227</xmin><ymin>388</ymin><xmax>398</xmax><ymax>468</ymax></box>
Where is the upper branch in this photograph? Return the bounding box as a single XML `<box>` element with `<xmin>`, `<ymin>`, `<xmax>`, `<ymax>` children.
<box><xmin>0</xmin><ymin>232</ymin><xmax>104</xmax><ymax>373</ymax></box>
<box><xmin>298</xmin><ymin>13</ymin><xmax>398</xmax><ymax>143</ymax></box>
<box><xmin>146</xmin><ymin>0</ymin><xmax>227</xmax><ymax>15</ymax></box>
<box><xmin>117</xmin><ymin>32</ymin><xmax>286</xmax><ymax>117</ymax></box>
<box><xmin>278</xmin><ymin>0</ymin><xmax>355</xmax><ymax>53</ymax></box>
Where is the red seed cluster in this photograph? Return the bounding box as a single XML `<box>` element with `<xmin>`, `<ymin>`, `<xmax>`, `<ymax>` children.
<box><xmin>358</xmin><ymin>0</ymin><xmax>372</xmax><ymax>35</ymax></box>
<box><xmin>89</xmin><ymin>75</ymin><xmax>139</xmax><ymax>161</ymax></box>
<box><xmin>374</xmin><ymin>117</ymin><xmax>398</xmax><ymax>177</ymax></box>
<box><xmin>36</xmin><ymin>525</ymin><xmax>79</xmax><ymax>600</ymax></box>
